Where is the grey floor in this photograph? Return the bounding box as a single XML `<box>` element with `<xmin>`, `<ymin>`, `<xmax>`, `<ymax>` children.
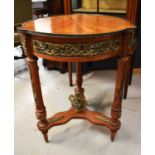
<box><xmin>14</xmin><ymin>56</ymin><xmax>141</xmax><ymax>155</ymax></box>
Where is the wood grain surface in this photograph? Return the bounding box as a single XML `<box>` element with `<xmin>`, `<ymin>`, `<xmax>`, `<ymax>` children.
<box><xmin>19</xmin><ymin>14</ymin><xmax>135</xmax><ymax>36</ymax></box>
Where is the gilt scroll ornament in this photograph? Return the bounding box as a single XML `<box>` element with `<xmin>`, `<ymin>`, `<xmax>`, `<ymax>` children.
<box><xmin>127</xmin><ymin>32</ymin><xmax>136</xmax><ymax>49</ymax></box>
<box><xmin>95</xmin><ymin>115</ymin><xmax>112</xmax><ymax>124</ymax></box>
<box><xmin>69</xmin><ymin>92</ymin><xmax>87</xmax><ymax>112</ymax></box>
<box><xmin>32</xmin><ymin>39</ymin><xmax>121</xmax><ymax>57</ymax></box>
<box><xmin>95</xmin><ymin>115</ymin><xmax>118</xmax><ymax>126</ymax></box>
<box><xmin>20</xmin><ymin>34</ymin><xmax>28</xmax><ymax>55</ymax></box>
<box><xmin>48</xmin><ymin>116</ymin><xmax>64</xmax><ymax>123</ymax></box>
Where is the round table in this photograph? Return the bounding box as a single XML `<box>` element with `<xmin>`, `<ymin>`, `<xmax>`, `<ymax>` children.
<box><xmin>18</xmin><ymin>14</ymin><xmax>136</xmax><ymax>143</ymax></box>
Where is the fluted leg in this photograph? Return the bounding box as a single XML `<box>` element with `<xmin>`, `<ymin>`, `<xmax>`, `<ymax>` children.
<box><xmin>124</xmin><ymin>56</ymin><xmax>131</xmax><ymax>99</ymax></box>
<box><xmin>26</xmin><ymin>56</ymin><xmax>49</xmax><ymax>142</ymax></box>
<box><xmin>111</xmin><ymin>57</ymin><xmax>126</xmax><ymax>141</ymax></box>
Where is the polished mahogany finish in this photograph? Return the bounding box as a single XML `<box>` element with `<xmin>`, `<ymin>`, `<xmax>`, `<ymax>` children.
<box><xmin>63</xmin><ymin>0</ymin><xmax>140</xmax><ymax>97</ymax></box>
<box><xmin>18</xmin><ymin>14</ymin><xmax>136</xmax><ymax>143</ymax></box>
<box><xmin>19</xmin><ymin>14</ymin><xmax>135</xmax><ymax>36</ymax></box>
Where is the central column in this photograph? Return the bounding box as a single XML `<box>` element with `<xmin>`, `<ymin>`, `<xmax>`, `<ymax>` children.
<box><xmin>69</xmin><ymin>62</ymin><xmax>87</xmax><ymax>112</ymax></box>
<box><xmin>75</xmin><ymin>62</ymin><xmax>84</xmax><ymax>95</ymax></box>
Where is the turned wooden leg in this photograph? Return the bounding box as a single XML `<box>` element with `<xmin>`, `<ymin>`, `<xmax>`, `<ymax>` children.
<box><xmin>69</xmin><ymin>62</ymin><xmax>87</xmax><ymax>112</ymax></box>
<box><xmin>68</xmin><ymin>62</ymin><xmax>73</xmax><ymax>86</ymax></box>
<box><xmin>111</xmin><ymin>57</ymin><xmax>126</xmax><ymax>141</ymax></box>
<box><xmin>75</xmin><ymin>62</ymin><xmax>84</xmax><ymax>96</ymax></box>
<box><xmin>124</xmin><ymin>56</ymin><xmax>131</xmax><ymax>99</ymax></box>
<box><xmin>26</xmin><ymin>56</ymin><xmax>49</xmax><ymax>142</ymax></box>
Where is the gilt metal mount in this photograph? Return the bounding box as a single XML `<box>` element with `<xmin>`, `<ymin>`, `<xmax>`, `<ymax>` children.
<box><xmin>32</xmin><ymin>39</ymin><xmax>121</xmax><ymax>57</ymax></box>
<box><xmin>69</xmin><ymin>92</ymin><xmax>87</xmax><ymax>112</ymax></box>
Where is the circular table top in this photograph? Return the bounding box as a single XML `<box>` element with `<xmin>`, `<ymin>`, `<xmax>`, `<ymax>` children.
<box><xmin>19</xmin><ymin>14</ymin><xmax>135</xmax><ymax>37</ymax></box>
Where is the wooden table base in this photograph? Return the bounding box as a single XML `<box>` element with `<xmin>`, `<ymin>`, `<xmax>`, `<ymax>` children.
<box><xmin>27</xmin><ymin>58</ymin><xmax>126</xmax><ymax>143</ymax></box>
<box><xmin>19</xmin><ymin>14</ymin><xmax>136</xmax><ymax>144</ymax></box>
<box><xmin>39</xmin><ymin>107</ymin><xmax>121</xmax><ymax>142</ymax></box>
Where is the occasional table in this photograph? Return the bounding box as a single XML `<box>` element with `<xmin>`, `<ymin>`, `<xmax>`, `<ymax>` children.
<box><xmin>18</xmin><ymin>14</ymin><xmax>136</xmax><ymax>142</ymax></box>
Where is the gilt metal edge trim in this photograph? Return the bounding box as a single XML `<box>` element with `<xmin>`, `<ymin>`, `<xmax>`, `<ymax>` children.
<box><xmin>47</xmin><ymin>116</ymin><xmax>64</xmax><ymax>123</ymax></box>
<box><xmin>95</xmin><ymin>115</ymin><xmax>118</xmax><ymax>126</ymax></box>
